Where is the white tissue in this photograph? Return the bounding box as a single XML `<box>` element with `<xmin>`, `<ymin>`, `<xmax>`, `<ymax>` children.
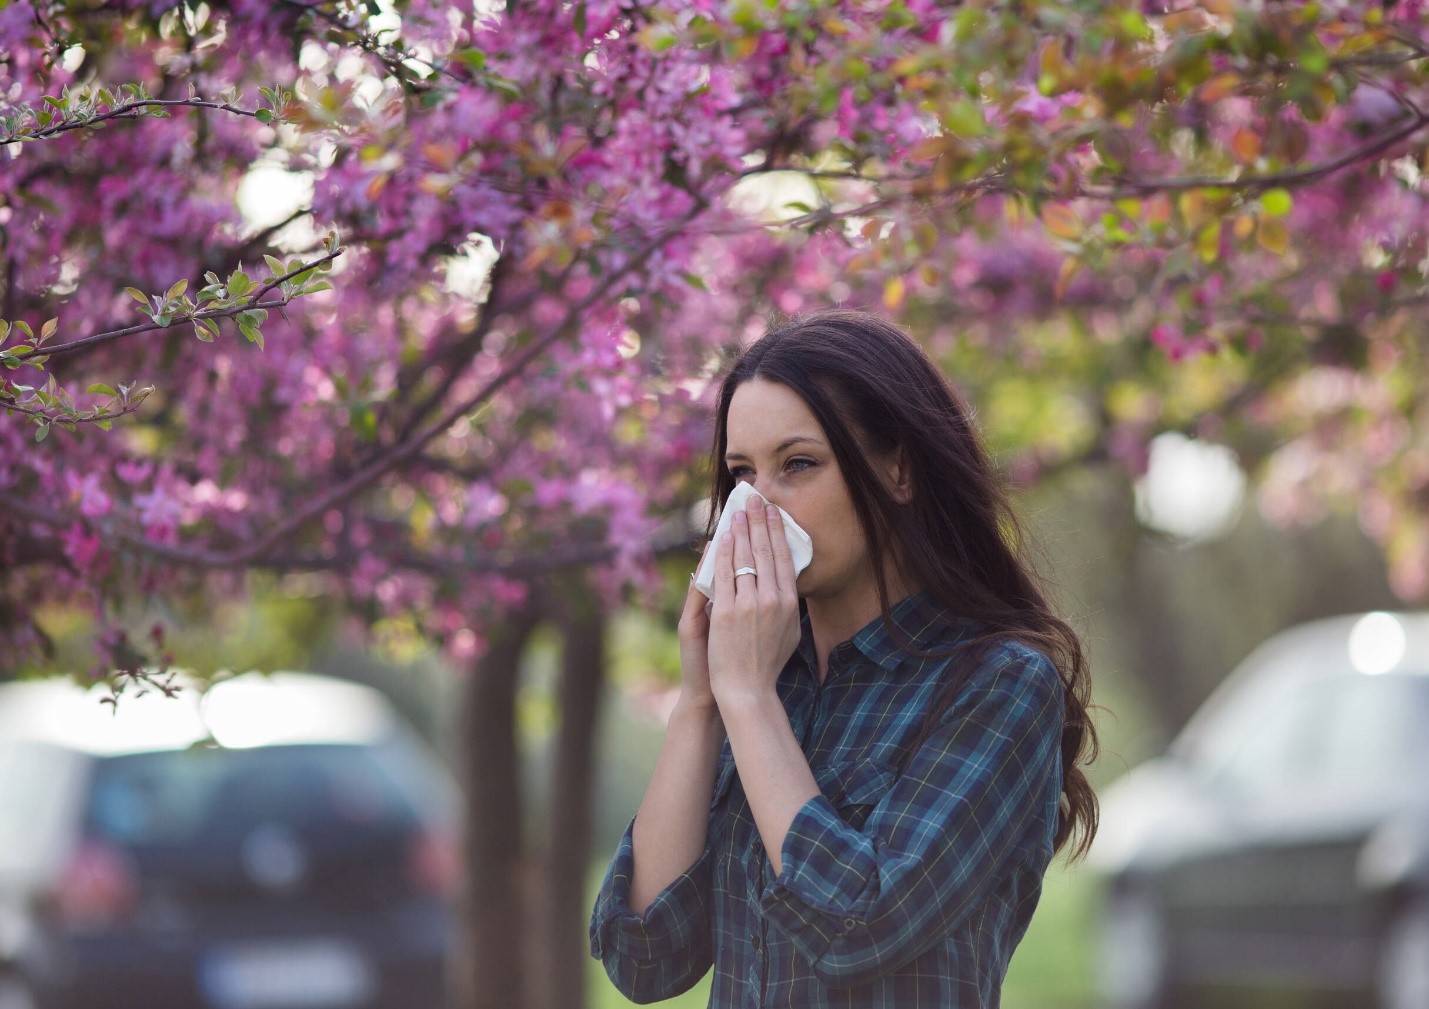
<box><xmin>693</xmin><ymin>482</ymin><xmax>814</xmax><ymax>599</ymax></box>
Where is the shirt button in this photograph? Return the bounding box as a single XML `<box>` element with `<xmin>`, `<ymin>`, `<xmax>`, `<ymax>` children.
<box><xmin>842</xmin><ymin>916</ymin><xmax>859</xmax><ymax>933</ymax></box>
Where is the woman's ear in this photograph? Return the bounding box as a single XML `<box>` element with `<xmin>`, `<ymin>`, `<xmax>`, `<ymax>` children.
<box><xmin>883</xmin><ymin>446</ymin><xmax>913</xmax><ymax>505</ymax></box>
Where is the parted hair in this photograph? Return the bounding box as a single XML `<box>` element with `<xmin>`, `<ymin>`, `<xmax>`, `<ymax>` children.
<box><xmin>705</xmin><ymin>308</ymin><xmax>1099</xmax><ymax>860</ymax></box>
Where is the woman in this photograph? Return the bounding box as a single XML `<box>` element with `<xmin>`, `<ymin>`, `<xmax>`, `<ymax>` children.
<box><xmin>590</xmin><ymin>309</ymin><xmax>1098</xmax><ymax>1007</ymax></box>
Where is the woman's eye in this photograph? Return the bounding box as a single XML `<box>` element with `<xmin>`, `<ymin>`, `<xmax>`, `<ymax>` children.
<box><xmin>786</xmin><ymin>458</ymin><xmax>815</xmax><ymax>473</ymax></box>
<box><xmin>727</xmin><ymin>459</ymin><xmax>814</xmax><ymax>481</ymax></box>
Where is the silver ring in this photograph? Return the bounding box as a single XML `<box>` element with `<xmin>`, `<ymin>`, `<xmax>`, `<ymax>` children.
<box><xmin>734</xmin><ymin>566</ymin><xmax>757</xmax><ymax>579</ymax></box>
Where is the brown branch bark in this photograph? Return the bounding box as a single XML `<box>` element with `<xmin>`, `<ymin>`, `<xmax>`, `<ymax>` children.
<box><xmin>542</xmin><ymin>583</ymin><xmax>606</xmax><ymax>1009</ymax></box>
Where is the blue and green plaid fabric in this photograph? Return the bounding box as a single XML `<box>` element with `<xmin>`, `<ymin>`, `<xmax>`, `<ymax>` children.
<box><xmin>590</xmin><ymin>588</ymin><xmax>1065</xmax><ymax>1007</ymax></box>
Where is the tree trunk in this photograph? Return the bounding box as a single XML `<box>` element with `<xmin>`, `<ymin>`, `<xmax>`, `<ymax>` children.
<box><xmin>458</xmin><ymin>599</ymin><xmax>543</xmax><ymax>1009</ymax></box>
<box><xmin>540</xmin><ymin>584</ymin><xmax>607</xmax><ymax>1009</ymax></box>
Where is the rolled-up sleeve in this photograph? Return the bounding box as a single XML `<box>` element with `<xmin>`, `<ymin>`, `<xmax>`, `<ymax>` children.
<box><xmin>589</xmin><ymin>816</ymin><xmax>714</xmax><ymax>1003</ymax></box>
<box><xmin>758</xmin><ymin>645</ymin><xmax>1064</xmax><ymax>988</ymax></box>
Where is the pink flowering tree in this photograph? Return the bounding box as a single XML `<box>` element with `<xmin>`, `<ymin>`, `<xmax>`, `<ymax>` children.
<box><xmin>3</xmin><ymin>2</ymin><xmax>1427</xmax><ymax>1007</ymax></box>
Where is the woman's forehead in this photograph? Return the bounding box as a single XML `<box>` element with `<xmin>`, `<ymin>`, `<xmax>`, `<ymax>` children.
<box><xmin>725</xmin><ymin>380</ymin><xmax>826</xmax><ymax>455</ymax></box>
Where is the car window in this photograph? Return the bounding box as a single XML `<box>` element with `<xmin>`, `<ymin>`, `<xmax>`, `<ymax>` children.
<box><xmin>1197</xmin><ymin>673</ymin><xmax>1429</xmax><ymax>800</ymax></box>
<box><xmin>1313</xmin><ymin>673</ymin><xmax>1428</xmax><ymax>793</ymax></box>
<box><xmin>1198</xmin><ymin>683</ymin><xmax>1326</xmax><ymax>797</ymax></box>
<box><xmin>83</xmin><ymin>742</ymin><xmax>428</xmax><ymax>849</ymax></box>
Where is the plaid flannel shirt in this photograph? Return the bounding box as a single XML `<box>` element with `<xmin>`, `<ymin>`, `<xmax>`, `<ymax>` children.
<box><xmin>590</xmin><ymin>589</ymin><xmax>1065</xmax><ymax>1008</ymax></box>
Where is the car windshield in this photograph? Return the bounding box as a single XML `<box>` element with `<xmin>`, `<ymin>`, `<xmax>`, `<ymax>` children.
<box><xmin>83</xmin><ymin>743</ymin><xmax>425</xmax><ymax>849</ymax></box>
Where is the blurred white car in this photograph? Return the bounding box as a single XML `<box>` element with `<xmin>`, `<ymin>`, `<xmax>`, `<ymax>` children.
<box><xmin>1091</xmin><ymin>611</ymin><xmax>1429</xmax><ymax>1009</ymax></box>
<box><xmin>0</xmin><ymin>671</ymin><xmax>460</xmax><ymax>1009</ymax></box>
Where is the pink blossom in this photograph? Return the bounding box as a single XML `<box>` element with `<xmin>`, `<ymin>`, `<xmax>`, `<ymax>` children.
<box><xmin>64</xmin><ymin>472</ymin><xmax>113</xmax><ymax>518</ymax></box>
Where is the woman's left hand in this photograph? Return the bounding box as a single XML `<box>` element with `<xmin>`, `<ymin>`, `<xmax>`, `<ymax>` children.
<box><xmin>707</xmin><ymin>497</ymin><xmax>802</xmax><ymax>705</ymax></box>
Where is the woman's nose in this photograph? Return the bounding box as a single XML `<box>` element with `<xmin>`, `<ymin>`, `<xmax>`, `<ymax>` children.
<box><xmin>755</xmin><ymin>486</ymin><xmax>786</xmax><ymax>514</ymax></box>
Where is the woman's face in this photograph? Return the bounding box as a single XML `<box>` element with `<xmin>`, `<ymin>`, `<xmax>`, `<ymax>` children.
<box><xmin>724</xmin><ymin>378</ymin><xmax>887</xmax><ymax>601</ymax></box>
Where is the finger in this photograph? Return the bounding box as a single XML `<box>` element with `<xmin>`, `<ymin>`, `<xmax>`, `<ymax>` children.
<box><xmin>765</xmin><ymin>501</ymin><xmax>796</xmax><ymax>597</ymax></box>
<box><xmin>745</xmin><ymin>497</ymin><xmax>779</xmax><ymax>595</ymax></box>
<box><xmin>712</xmin><ymin>528</ymin><xmax>735</xmax><ymax>607</ymax></box>
<box><xmin>732</xmin><ymin>508</ymin><xmax>756</xmax><ymax>596</ymax></box>
<box><xmin>682</xmin><ymin>569</ymin><xmax>710</xmax><ymax>628</ymax></box>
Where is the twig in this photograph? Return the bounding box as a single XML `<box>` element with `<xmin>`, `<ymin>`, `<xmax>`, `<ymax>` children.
<box><xmin>1086</xmin><ymin>109</ymin><xmax>1429</xmax><ymax>198</ymax></box>
<box><xmin>8</xmin><ymin>97</ymin><xmax>262</xmax><ymax>143</ymax></box>
<box><xmin>13</xmin><ymin>249</ymin><xmax>342</xmax><ymax>362</ymax></box>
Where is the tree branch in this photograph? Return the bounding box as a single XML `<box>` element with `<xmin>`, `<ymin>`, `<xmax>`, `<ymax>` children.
<box><xmin>1086</xmin><ymin>108</ymin><xmax>1429</xmax><ymax>198</ymax></box>
<box><xmin>12</xmin><ymin>248</ymin><xmax>342</xmax><ymax>362</ymax></box>
<box><xmin>5</xmin><ymin>97</ymin><xmax>264</xmax><ymax>144</ymax></box>
<box><xmin>0</xmin><ymin>492</ymin><xmax>703</xmax><ymax>579</ymax></box>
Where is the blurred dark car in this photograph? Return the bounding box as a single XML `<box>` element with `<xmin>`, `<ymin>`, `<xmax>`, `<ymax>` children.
<box><xmin>1093</xmin><ymin>611</ymin><xmax>1429</xmax><ymax>1009</ymax></box>
<box><xmin>0</xmin><ymin>672</ymin><xmax>460</xmax><ymax>1009</ymax></box>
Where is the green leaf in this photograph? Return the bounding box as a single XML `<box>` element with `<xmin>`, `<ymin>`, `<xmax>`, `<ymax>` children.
<box><xmin>96</xmin><ymin>419</ymin><xmax>112</xmax><ymax>431</ymax></box>
<box><xmin>236</xmin><ymin>310</ymin><xmax>266</xmax><ymax>348</ymax></box>
<box><xmin>165</xmin><ymin>279</ymin><xmax>188</xmax><ymax>301</ymax></box>
<box><xmin>942</xmin><ymin>100</ymin><xmax>987</xmax><ymax>138</ymax></box>
<box><xmin>255</xmin><ymin>108</ymin><xmax>274</xmax><ymax>124</ymax></box>
<box><xmin>240</xmin><ymin>323</ymin><xmax>264</xmax><ymax>350</ymax></box>
<box><xmin>487</xmin><ymin>76</ymin><xmax>522</xmax><ymax>99</ymax></box>
<box><xmin>193</xmin><ymin>320</ymin><xmax>215</xmax><ymax>342</ymax></box>
<box><xmin>457</xmin><ymin>48</ymin><xmax>487</xmax><ymax>73</ymax></box>
<box><xmin>1260</xmin><ymin>188</ymin><xmax>1293</xmax><ymax>218</ymax></box>
<box><xmin>87</xmin><ymin>383</ymin><xmax>117</xmax><ymax>397</ymax></box>
<box><xmin>264</xmin><ymin>254</ymin><xmax>287</xmax><ymax>278</ymax></box>
<box><xmin>300</xmin><ymin>281</ymin><xmax>333</xmax><ymax>295</ymax></box>
<box><xmin>154</xmin><ymin>313</ymin><xmax>172</xmax><ymax>327</ymax></box>
<box><xmin>350</xmin><ymin>405</ymin><xmax>378</xmax><ymax>442</ymax></box>
<box><xmin>227</xmin><ymin>270</ymin><xmax>252</xmax><ymax>297</ymax></box>
<box><xmin>34</xmin><ymin>423</ymin><xmax>49</xmax><ymax>443</ymax></box>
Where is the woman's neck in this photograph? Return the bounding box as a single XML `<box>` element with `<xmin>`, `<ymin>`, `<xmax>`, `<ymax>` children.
<box><xmin>805</xmin><ymin>568</ymin><xmax>919</xmax><ymax>683</ymax></box>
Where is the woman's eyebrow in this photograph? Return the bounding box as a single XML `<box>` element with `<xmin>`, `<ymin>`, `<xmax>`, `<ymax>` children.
<box><xmin>724</xmin><ymin>435</ymin><xmax>825</xmax><ymax>463</ymax></box>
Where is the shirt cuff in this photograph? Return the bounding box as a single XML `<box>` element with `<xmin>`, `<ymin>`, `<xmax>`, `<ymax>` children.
<box><xmin>758</xmin><ymin>795</ymin><xmax>878</xmax><ymax>954</ymax></box>
<box><xmin>590</xmin><ymin>816</ymin><xmax>714</xmax><ymax>962</ymax></box>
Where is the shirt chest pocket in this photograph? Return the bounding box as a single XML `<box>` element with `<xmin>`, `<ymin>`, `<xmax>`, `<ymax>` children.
<box><xmin>815</xmin><ymin>758</ymin><xmax>898</xmax><ymax>831</ymax></box>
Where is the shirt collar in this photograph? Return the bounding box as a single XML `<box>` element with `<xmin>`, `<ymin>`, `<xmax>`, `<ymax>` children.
<box><xmin>794</xmin><ymin>589</ymin><xmax>978</xmax><ymax>678</ymax></box>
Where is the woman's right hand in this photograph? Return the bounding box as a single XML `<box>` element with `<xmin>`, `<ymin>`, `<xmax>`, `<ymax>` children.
<box><xmin>676</xmin><ymin>545</ymin><xmax>717</xmax><ymax>710</ymax></box>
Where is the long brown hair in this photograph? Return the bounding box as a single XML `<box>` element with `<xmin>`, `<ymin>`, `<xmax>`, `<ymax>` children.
<box><xmin>705</xmin><ymin>308</ymin><xmax>1099</xmax><ymax>860</ymax></box>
